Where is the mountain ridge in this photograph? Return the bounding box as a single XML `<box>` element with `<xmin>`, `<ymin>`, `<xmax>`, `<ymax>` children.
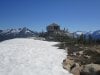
<box><xmin>0</xmin><ymin>27</ymin><xmax>38</xmax><ymax>41</ymax></box>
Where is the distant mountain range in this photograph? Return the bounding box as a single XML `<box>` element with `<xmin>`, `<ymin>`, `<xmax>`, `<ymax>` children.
<box><xmin>0</xmin><ymin>27</ymin><xmax>100</xmax><ymax>42</ymax></box>
<box><xmin>0</xmin><ymin>27</ymin><xmax>38</xmax><ymax>41</ymax></box>
<box><xmin>74</xmin><ymin>30</ymin><xmax>100</xmax><ymax>40</ymax></box>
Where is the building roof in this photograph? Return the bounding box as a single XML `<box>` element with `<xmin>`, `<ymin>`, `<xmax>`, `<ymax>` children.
<box><xmin>48</xmin><ymin>23</ymin><xmax>60</xmax><ymax>27</ymax></box>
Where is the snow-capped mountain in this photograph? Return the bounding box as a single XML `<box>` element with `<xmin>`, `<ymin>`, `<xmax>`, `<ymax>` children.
<box><xmin>74</xmin><ymin>31</ymin><xmax>85</xmax><ymax>35</ymax></box>
<box><xmin>85</xmin><ymin>31</ymin><xmax>93</xmax><ymax>35</ymax></box>
<box><xmin>83</xmin><ymin>30</ymin><xmax>100</xmax><ymax>40</ymax></box>
<box><xmin>74</xmin><ymin>30</ymin><xmax>100</xmax><ymax>40</ymax></box>
<box><xmin>0</xmin><ymin>27</ymin><xmax>34</xmax><ymax>35</ymax></box>
<box><xmin>92</xmin><ymin>30</ymin><xmax>100</xmax><ymax>40</ymax></box>
<box><xmin>0</xmin><ymin>27</ymin><xmax>37</xmax><ymax>41</ymax></box>
<box><xmin>73</xmin><ymin>31</ymin><xmax>86</xmax><ymax>38</ymax></box>
<box><xmin>83</xmin><ymin>31</ymin><xmax>93</xmax><ymax>39</ymax></box>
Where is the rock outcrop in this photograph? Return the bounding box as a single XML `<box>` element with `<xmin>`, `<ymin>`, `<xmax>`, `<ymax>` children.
<box><xmin>62</xmin><ymin>45</ymin><xmax>100</xmax><ymax>75</ymax></box>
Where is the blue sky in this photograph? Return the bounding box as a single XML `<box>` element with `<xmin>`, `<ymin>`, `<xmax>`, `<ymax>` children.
<box><xmin>0</xmin><ymin>0</ymin><xmax>100</xmax><ymax>32</ymax></box>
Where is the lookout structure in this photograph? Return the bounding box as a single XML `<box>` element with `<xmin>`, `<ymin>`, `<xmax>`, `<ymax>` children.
<box><xmin>46</xmin><ymin>23</ymin><xmax>60</xmax><ymax>33</ymax></box>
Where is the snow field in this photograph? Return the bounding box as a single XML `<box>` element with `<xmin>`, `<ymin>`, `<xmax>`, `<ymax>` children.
<box><xmin>0</xmin><ymin>38</ymin><xmax>72</xmax><ymax>75</ymax></box>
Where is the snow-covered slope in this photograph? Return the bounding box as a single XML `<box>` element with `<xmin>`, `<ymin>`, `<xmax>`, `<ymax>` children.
<box><xmin>0</xmin><ymin>38</ymin><xmax>72</xmax><ymax>75</ymax></box>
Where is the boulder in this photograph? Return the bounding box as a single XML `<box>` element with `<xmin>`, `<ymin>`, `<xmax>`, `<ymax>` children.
<box><xmin>63</xmin><ymin>58</ymin><xmax>75</xmax><ymax>71</ymax></box>
<box><xmin>71</xmin><ymin>63</ymin><xmax>80</xmax><ymax>75</ymax></box>
<box><xmin>80</xmin><ymin>64</ymin><xmax>100</xmax><ymax>75</ymax></box>
<box><xmin>63</xmin><ymin>58</ymin><xmax>81</xmax><ymax>75</ymax></box>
